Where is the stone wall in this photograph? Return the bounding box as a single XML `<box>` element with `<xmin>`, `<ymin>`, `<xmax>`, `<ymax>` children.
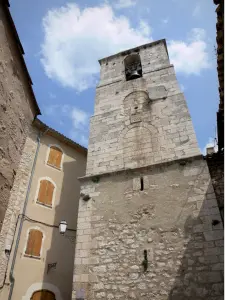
<box><xmin>0</xmin><ymin>3</ymin><xmax>39</xmax><ymax>232</ymax></box>
<box><xmin>72</xmin><ymin>156</ymin><xmax>224</xmax><ymax>300</ymax></box>
<box><xmin>206</xmin><ymin>152</ymin><xmax>224</xmax><ymax>221</ymax></box>
<box><xmin>0</xmin><ymin>127</ymin><xmax>38</xmax><ymax>289</ymax></box>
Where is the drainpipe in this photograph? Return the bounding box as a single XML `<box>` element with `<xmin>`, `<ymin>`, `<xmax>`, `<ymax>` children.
<box><xmin>8</xmin><ymin>127</ymin><xmax>49</xmax><ymax>300</ymax></box>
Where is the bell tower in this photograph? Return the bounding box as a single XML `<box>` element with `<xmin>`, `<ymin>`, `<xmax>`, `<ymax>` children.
<box><xmin>72</xmin><ymin>40</ymin><xmax>223</xmax><ymax>300</ymax></box>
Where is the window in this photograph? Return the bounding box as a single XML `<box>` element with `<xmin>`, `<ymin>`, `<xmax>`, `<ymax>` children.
<box><xmin>37</xmin><ymin>179</ymin><xmax>55</xmax><ymax>207</ymax></box>
<box><xmin>47</xmin><ymin>146</ymin><xmax>63</xmax><ymax>169</ymax></box>
<box><xmin>124</xmin><ymin>53</ymin><xmax>142</xmax><ymax>81</ymax></box>
<box><xmin>140</xmin><ymin>176</ymin><xmax>144</xmax><ymax>191</ymax></box>
<box><xmin>25</xmin><ymin>229</ymin><xmax>43</xmax><ymax>258</ymax></box>
<box><xmin>31</xmin><ymin>290</ymin><xmax>55</xmax><ymax>300</ymax></box>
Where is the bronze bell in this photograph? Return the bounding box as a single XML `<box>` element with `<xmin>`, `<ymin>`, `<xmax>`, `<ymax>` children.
<box><xmin>129</xmin><ymin>70</ymin><xmax>141</xmax><ymax>79</ymax></box>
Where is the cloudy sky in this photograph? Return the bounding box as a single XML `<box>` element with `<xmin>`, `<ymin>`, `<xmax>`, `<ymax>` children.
<box><xmin>10</xmin><ymin>0</ymin><xmax>218</xmax><ymax>153</ymax></box>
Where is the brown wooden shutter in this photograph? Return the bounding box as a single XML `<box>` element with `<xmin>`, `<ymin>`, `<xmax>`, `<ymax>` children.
<box><xmin>37</xmin><ymin>180</ymin><xmax>54</xmax><ymax>206</ymax></box>
<box><xmin>25</xmin><ymin>230</ymin><xmax>35</xmax><ymax>255</ymax></box>
<box><xmin>48</xmin><ymin>146</ymin><xmax>62</xmax><ymax>168</ymax></box>
<box><xmin>46</xmin><ymin>181</ymin><xmax>54</xmax><ymax>206</ymax></box>
<box><xmin>32</xmin><ymin>230</ymin><xmax>43</xmax><ymax>257</ymax></box>
<box><xmin>38</xmin><ymin>180</ymin><xmax>47</xmax><ymax>204</ymax></box>
<box><xmin>47</xmin><ymin>147</ymin><xmax>55</xmax><ymax>165</ymax></box>
<box><xmin>55</xmin><ymin>149</ymin><xmax>62</xmax><ymax>168</ymax></box>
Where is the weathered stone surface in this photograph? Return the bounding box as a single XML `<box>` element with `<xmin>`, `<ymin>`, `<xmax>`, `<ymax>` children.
<box><xmin>73</xmin><ymin>157</ymin><xmax>223</xmax><ymax>299</ymax></box>
<box><xmin>148</xmin><ymin>85</ymin><xmax>168</xmax><ymax>100</ymax></box>
<box><xmin>0</xmin><ymin>129</ymin><xmax>37</xmax><ymax>286</ymax></box>
<box><xmin>0</xmin><ymin>5</ymin><xmax>38</xmax><ymax>232</ymax></box>
<box><xmin>72</xmin><ymin>41</ymin><xmax>223</xmax><ymax>300</ymax></box>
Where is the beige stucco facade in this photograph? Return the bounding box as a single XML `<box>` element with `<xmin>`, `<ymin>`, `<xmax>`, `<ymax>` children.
<box><xmin>0</xmin><ymin>123</ymin><xmax>87</xmax><ymax>300</ymax></box>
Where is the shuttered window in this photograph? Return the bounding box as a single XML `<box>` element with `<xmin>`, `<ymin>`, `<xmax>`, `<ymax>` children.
<box><xmin>47</xmin><ymin>146</ymin><xmax>63</xmax><ymax>169</ymax></box>
<box><xmin>37</xmin><ymin>180</ymin><xmax>54</xmax><ymax>207</ymax></box>
<box><xmin>31</xmin><ymin>290</ymin><xmax>55</xmax><ymax>300</ymax></box>
<box><xmin>25</xmin><ymin>229</ymin><xmax>43</xmax><ymax>257</ymax></box>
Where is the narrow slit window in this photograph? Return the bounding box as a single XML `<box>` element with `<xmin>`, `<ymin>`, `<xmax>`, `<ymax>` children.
<box><xmin>140</xmin><ymin>176</ymin><xmax>144</xmax><ymax>191</ymax></box>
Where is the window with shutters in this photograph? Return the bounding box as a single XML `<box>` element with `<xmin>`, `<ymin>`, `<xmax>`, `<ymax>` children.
<box><xmin>31</xmin><ymin>290</ymin><xmax>55</xmax><ymax>300</ymax></box>
<box><xmin>25</xmin><ymin>229</ymin><xmax>43</xmax><ymax>258</ymax></box>
<box><xmin>47</xmin><ymin>145</ymin><xmax>63</xmax><ymax>169</ymax></box>
<box><xmin>37</xmin><ymin>179</ymin><xmax>55</xmax><ymax>207</ymax></box>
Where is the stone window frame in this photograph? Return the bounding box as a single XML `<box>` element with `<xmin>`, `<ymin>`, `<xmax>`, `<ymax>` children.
<box><xmin>34</xmin><ymin>177</ymin><xmax>57</xmax><ymax>209</ymax></box>
<box><xmin>23</xmin><ymin>226</ymin><xmax>45</xmax><ymax>260</ymax></box>
<box><xmin>45</xmin><ymin>144</ymin><xmax>64</xmax><ymax>171</ymax></box>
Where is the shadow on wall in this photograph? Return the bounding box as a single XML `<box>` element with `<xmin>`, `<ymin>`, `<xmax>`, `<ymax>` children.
<box><xmin>42</xmin><ymin>159</ymin><xmax>80</xmax><ymax>300</ymax></box>
<box><xmin>167</xmin><ymin>182</ymin><xmax>224</xmax><ymax>300</ymax></box>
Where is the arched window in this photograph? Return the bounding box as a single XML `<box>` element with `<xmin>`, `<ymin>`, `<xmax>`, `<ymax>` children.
<box><xmin>37</xmin><ymin>179</ymin><xmax>55</xmax><ymax>207</ymax></box>
<box><xmin>31</xmin><ymin>290</ymin><xmax>55</xmax><ymax>300</ymax></box>
<box><xmin>124</xmin><ymin>53</ymin><xmax>142</xmax><ymax>81</ymax></box>
<box><xmin>25</xmin><ymin>229</ymin><xmax>43</xmax><ymax>257</ymax></box>
<box><xmin>47</xmin><ymin>146</ymin><xmax>63</xmax><ymax>169</ymax></box>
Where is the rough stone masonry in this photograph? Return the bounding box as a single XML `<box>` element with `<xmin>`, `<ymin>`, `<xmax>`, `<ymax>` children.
<box><xmin>72</xmin><ymin>40</ymin><xmax>224</xmax><ymax>300</ymax></box>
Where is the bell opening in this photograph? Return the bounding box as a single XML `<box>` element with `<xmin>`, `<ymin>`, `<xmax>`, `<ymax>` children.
<box><xmin>124</xmin><ymin>53</ymin><xmax>143</xmax><ymax>81</ymax></box>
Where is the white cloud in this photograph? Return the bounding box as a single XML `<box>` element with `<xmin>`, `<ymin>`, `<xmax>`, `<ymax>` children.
<box><xmin>168</xmin><ymin>28</ymin><xmax>211</xmax><ymax>75</ymax></box>
<box><xmin>71</xmin><ymin>107</ymin><xmax>89</xmax><ymax>130</ymax></box>
<box><xmin>192</xmin><ymin>4</ymin><xmax>200</xmax><ymax>17</ymax></box>
<box><xmin>43</xmin><ymin>104</ymin><xmax>59</xmax><ymax>115</ymax></box>
<box><xmin>162</xmin><ymin>18</ymin><xmax>169</xmax><ymax>24</ymax></box>
<box><xmin>43</xmin><ymin>104</ymin><xmax>89</xmax><ymax>145</ymax></box>
<box><xmin>49</xmin><ymin>92</ymin><xmax>56</xmax><ymax>99</ymax></box>
<box><xmin>41</xmin><ymin>3</ymin><xmax>211</xmax><ymax>92</ymax></box>
<box><xmin>40</xmin><ymin>3</ymin><xmax>151</xmax><ymax>92</ymax></box>
<box><xmin>201</xmin><ymin>137</ymin><xmax>218</xmax><ymax>155</ymax></box>
<box><xmin>114</xmin><ymin>0</ymin><xmax>136</xmax><ymax>9</ymax></box>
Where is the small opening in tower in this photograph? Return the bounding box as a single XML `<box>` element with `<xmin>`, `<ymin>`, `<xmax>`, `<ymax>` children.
<box><xmin>124</xmin><ymin>53</ymin><xmax>142</xmax><ymax>81</ymax></box>
<box><xmin>140</xmin><ymin>177</ymin><xmax>144</xmax><ymax>191</ymax></box>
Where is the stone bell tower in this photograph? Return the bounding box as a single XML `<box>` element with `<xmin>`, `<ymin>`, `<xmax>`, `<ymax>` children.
<box><xmin>72</xmin><ymin>40</ymin><xmax>223</xmax><ymax>300</ymax></box>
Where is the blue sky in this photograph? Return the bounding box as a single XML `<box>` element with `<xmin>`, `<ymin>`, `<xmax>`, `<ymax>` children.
<box><xmin>10</xmin><ymin>0</ymin><xmax>219</xmax><ymax>152</ymax></box>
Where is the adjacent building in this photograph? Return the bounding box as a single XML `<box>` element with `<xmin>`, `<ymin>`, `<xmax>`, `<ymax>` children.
<box><xmin>0</xmin><ymin>120</ymin><xmax>87</xmax><ymax>300</ymax></box>
<box><xmin>0</xmin><ymin>0</ymin><xmax>41</xmax><ymax>232</ymax></box>
<box><xmin>72</xmin><ymin>40</ymin><xmax>224</xmax><ymax>299</ymax></box>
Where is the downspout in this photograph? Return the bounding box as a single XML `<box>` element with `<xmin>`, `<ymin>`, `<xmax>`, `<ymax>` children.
<box><xmin>8</xmin><ymin>127</ymin><xmax>49</xmax><ymax>300</ymax></box>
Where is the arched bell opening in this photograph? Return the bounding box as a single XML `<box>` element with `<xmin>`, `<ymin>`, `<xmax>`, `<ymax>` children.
<box><xmin>124</xmin><ymin>53</ymin><xmax>142</xmax><ymax>81</ymax></box>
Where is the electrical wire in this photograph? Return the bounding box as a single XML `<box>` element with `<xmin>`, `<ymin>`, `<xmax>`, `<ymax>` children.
<box><xmin>18</xmin><ymin>214</ymin><xmax>76</xmax><ymax>232</ymax></box>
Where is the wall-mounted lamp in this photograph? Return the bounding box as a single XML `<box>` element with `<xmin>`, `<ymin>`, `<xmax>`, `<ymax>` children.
<box><xmin>59</xmin><ymin>220</ymin><xmax>67</xmax><ymax>235</ymax></box>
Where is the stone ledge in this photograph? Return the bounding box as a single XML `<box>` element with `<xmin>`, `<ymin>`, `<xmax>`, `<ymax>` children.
<box><xmin>79</xmin><ymin>154</ymin><xmax>203</xmax><ymax>182</ymax></box>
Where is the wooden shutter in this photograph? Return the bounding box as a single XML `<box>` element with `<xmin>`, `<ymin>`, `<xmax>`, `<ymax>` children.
<box><xmin>37</xmin><ymin>180</ymin><xmax>47</xmax><ymax>204</ymax></box>
<box><xmin>55</xmin><ymin>149</ymin><xmax>62</xmax><ymax>168</ymax></box>
<box><xmin>47</xmin><ymin>147</ymin><xmax>55</xmax><ymax>165</ymax></box>
<box><xmin>32</xmin><ymin>230</ymin><xmax>43</xmax><ymax>257</ymax></box>
<box><xmin>25</xmin><ymin>230</ymin><xmax>35</xmax><ymax>255</ymax></box>
<box><xmin>38</xmin><ymin>180</ymin><xmax>54</xmax><ymax>206</ymax></box>
<box><xmin>45</xmin><ymin>181</ymin><xmax>54</xmax><ymax>206</ymax></box>
<box><xmin>25</xmin><ymin>229</ymin><xmax>43</xmax><ymax>257</ymax></box>
<box><xmin>31</xmin><ymin>290</ymin><xmax>55</xmax><ymax>300</ymax></box>
<box><xmin>48</xmin><ymin>146</ymin><xmax>62</xmax><ymax>168</ymax></box>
